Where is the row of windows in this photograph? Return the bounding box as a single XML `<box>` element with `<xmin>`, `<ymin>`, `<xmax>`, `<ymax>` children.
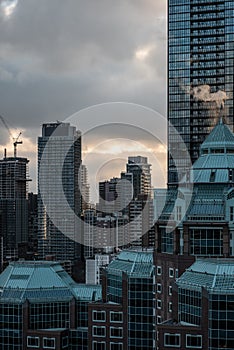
<box><xmin>92</xmin><ymin>326</ymin><xmax>123</xmax><ymax>338</ymax></box>
<box><xmin>27</xmin><ymin>336</ymin><xmax>61</xmax><ymax>349</ymax></box>
<box><xmin>156</xmin><ymin>265</ymin><xmax>178</xmax><ymax>278</ymax></box>
<box><xmin>164</xmin><ymin>333</ymin><xmax>202</xmax><ymax>348</ymax></box>
<box><xmin>189</xmin><ymin>228</ymin><xmax>223</xmax><ymax>256</ymax></box>
<box><xmin>92</xmin><ymin>311</ymin><xmax>123</xmax><ymax>323</ymax></box>
<box><xmin>178</xmin><ymin>288</ymin><xmax>201</xmax><ymax>326</ymax></box>
<box><xmin>93</xmin><ymin>342</ymin><xmax>123</xmax><ymax>350</ymax></box>
<box><xmin>156</xmin><ymin>298</ymin><xmax>173</xmax><ymax>313</ymax></box>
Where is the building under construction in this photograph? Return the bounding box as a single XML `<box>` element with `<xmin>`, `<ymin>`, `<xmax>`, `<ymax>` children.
<box><xmin>0</xmin><ymin>154</ymin><xmax>30</xmax><ymax>268</ymax></box>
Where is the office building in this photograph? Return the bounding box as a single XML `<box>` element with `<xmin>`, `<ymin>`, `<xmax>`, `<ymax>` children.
<box><xmin>38</xmin><ymin>122</ymin><xmax>82</xmax><ymax>263</ymax></box>
<box><xmin>126</xmin><ymin>156</ymin><xmax>151</xmax><ymax>199</ymax></box>
<box><xmin>153</xmin><ymin>188</ymin><xmax>167</xmax><ymax>222</ymax></box>
<box><xmin>0</xmin><ymin>156</ymin><xmax>30</xmax><ymax>264</ymax></box>
<box><xmin>83</xmin><ymin>209</ymin><xmax>97</xmax><ymax>259</ymax></box>
<box><xmin>129</xmin><ymin>195</ymin><xmax>154</xmax><ymax>247</ymax></box>
<box><xmin>157</xmin><ymin>259</ymin><xmax>234</xmax><ymax>350</ymax></box>
<box><xmin>88</xmin><ymin>249</ymin><xmax>155</xmax><ymax>350</ymax></box>
<box><xmin>98</xmin><ymin>177</ymin><xmax>119</xmax><ymax>214</ymax></box>
<box><xmin>0</xmin><ymin>260</ymin><xmax>101</xmax><ymax>350</ymax></box>
<box><xmin>168</xmin><ymin>0</ymin><xmax>234</xmax><ymax>183</ymax></box>
<box><xmin>80</xmin><ymin>164</ymin><xmax>90</xmax><ymax>212</ymax></box>
<box><xmin>85</xmin><ymin>254</ymin><xmax>111</xmax><ymax>285</ymax></box>
<box><xmin>155</xmin><ymin>120</ymin><xmax>234</xmax><ymax>348</ymax></box>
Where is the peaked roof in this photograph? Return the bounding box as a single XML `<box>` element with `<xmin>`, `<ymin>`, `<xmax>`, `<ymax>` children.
<box><xmin>177</xmin><ymin>259</ymin><xmax>234</xmax><ymax>294</ymax></box>
<box><xmin>192</xmin><ymin>119</ymin><xmax>234</xmax><ymax>183</ymax></box>
<box><xmin>0</xmin><ymin>261</ymin><xmax>101</xmax><ymax>303</ymax></box>
<box><xmin>107</xmin><ymin>249</ymin><xmax>154</xmax><ymax>278</ymax></box>
<box><xmin>201</xmin><ymin>118</ymin><xmax>234</xmax><ymax>151</ymax></box>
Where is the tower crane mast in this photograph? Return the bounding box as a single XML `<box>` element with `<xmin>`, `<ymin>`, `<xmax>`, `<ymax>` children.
<box><xmin>0</xmin><ymin>115</ymin><xmax>23</xmax><ymax>158</ymax></box>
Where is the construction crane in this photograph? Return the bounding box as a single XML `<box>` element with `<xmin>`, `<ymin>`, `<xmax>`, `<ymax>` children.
<box><xmin>0</xmin><ymin>115</ymin><xmax>23</xmax><ymax>158</ymax></box>
<box><xmin>13</xmin><ymin>132</ymin><xmax>22</xmax><ymax>158</ymax></box>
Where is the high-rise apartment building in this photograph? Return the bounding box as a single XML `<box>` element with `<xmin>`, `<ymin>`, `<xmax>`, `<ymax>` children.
<box><xmin>0</xmin><ymin>156</ymin><xmax>29</xmax><ymax>263</ymax></box>
<box><xmin>38</xmin><ymin>122</ymin><xmax>82</xmax><ymax>262</ymax></box>
<box><xmin>98</xmin><ymin>177</ymin><xmax>119</xmax><ymax>214</ymax></box>
<box><xmin>127</xmin><ymin>156</ymin><xmax>151</xmax><ymax>198</ymax></box>
<box><xmin>168</xmin><ymin>0</ymin><xmax>234</xmax><ymax>183</ymax></box>
<box><xmin>80</xmin><ymin>164</ymin><xmax>90</xmax><ymax>212</ymax></box>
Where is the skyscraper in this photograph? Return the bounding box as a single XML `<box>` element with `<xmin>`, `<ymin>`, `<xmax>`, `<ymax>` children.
<box><xmin>0</xmin><ymin>156</ymin><xmax>29</xmax><ymax>263</ymax></box>
<box><xmin>79</xmin><ymin>164</ymin><xmax>90</xmax><ymax>212</ymax></box>
<box><xmin>168</xmin><ymin>0</ymin><xmax>234</xmax><ymax>183</ymax></box>
<box><xmin>38</xmin><ymin>122</ymin><xmax>82</xmax><ymax>262</ymax></box>
<box><xmin>127</xmin><ymin>156</ymin><xmax>151</xmax><ymax>198</ymax></box>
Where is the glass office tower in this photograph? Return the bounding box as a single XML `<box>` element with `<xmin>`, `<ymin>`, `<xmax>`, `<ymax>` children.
<box><xmin>38</xmin><ymin>122</ymin><xmax>82</xmax><ymax>262</ymax></box>
<box><xmin>168</xmin><ymin>0</ymin><xmax>234</xmax><ymax>184</ymax></box>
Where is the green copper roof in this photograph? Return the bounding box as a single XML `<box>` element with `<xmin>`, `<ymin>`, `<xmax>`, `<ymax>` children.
<box><xmin>177</xmin><ymin>259</ymin><xmax>234</xmax><ymax>294</ymax></box>
<box><xmin>107</xmin><ymin>250</ymin><xmax>154</xmax><ymax>278</ymax></box>
<box><xmin>0</xmin><ymin>261</ymin><xmax>101</xmax><ymax>303</ymax></box>
<box><xmin>201</xmin><ymin>119</ymin><xmax>234</xmax><ymax>151</ymax></box>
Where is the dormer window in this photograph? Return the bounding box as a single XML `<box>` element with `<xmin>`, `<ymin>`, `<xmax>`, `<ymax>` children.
<box><xmin>210</xmin><ymin>148</ymin><xmax>224</xmax><ymax>154</ymax></box>
<box><xmin>202</xmin><ymin>149</ymin><xmax>208</xmax><ymax>154</ymax></box>
<box><xmin>229</xmin><ymin>169</ymin><xmax>234</xmax><ymax>182</ymax></box>
<box><xmin>210</xmin><ymin>170</ymin><xmax>216</xmax><ymax>182</ymax></box>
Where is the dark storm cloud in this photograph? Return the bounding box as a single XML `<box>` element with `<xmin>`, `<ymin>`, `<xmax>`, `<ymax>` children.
<box><xmin>0</xmin><ymin>0</ymin><xmax>167</xmax><ymax>194</ymax></box>
<box><xmin>0</xmin><ymin>0</ymin><xmax>166</xmax><ymax>129</ymax></box>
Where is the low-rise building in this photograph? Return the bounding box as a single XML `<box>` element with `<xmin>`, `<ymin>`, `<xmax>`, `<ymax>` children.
<box><xmin>0</xmin><ymin>261</ymin><xmax>101</xmax><ymax>350</ymax></box>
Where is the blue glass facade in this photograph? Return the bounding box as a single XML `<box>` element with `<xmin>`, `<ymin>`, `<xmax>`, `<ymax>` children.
<box><xmin>0</xmin><ymin>261</ymin><xmax>102</xmax><ymax>350</ymax></box>
<box><xmin>37</xmin><ymin>122</ymin><xmax>82</xmax><ymax>262</ymax></box>
<box><xmin>168</xmin><ymin>0</ymin><xmax>234</xmax><ymax>183</ymax></box>
<box><xmin>106</xmin><ymin>250</ymin><xmax>155</xmax><ymax>350</ymax></box>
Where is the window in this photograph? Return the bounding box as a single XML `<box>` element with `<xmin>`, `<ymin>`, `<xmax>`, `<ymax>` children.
<box><xmin>178</xmin><ymin>288</ymin><xmax>201</xmax><ymax>326</ymax></box>
<box><xmin>62</xmin><ymin>336</ymin><xmax>69</xmax><ymax>348</ymax></box>
<box><xmin>189</xmin><ymin>228</ymin><xmax>223</xmax><ymax>256</ymax></box>
<box><xmin>157</xmin><ymin>283</ymin><xmax>162</xmax><ymax>293</ymax></box>
<box><xmin>110</xmin><ymin>311</ymin><xmax>123</xmax><ymax>323</ymax></box>
<box><xmin>27</xmin><ymin>336</ymin><xmax>39</xmax><ymax>348</ymax></box>
<box><xmin>169</xmin><ymin>268</ymin><xmax>174</xmax><ymax>278</ymax></box>
<box><xmin>229</xmin><ymin>169</ymin><xmax>234</xmax><ymax>182</ymax></box>
<box><xmin>93</xmin><ymin>326</ymin><xmax>106</xmax><ymax>337</ymax></box>
<box><xmin>110</xmin><ymin>327</ymin><xmax>123</xmax><ymax>338</ymax></box>
<box><xmin>169</xmin><ymin>285</ymin><xmax>173</xmax><ymax>296</ymax></box>
<box><xmin>157</xmin><ymin>299</ymin><xmax>162</xmax><ymax>309</ymax></box>
<box><xmin>164</xmin><ymin>333</ymin><xmax>181</xmax><ymax>348</ymax></box>
<box><xmin>43</xmin><ymin>338</ymin><xmax>55</xmax><ymax>349</ymax></box>
<box><xmin>157</xmin><ymin>266</ymin><xmax>162</xmax><ymax>275</ymax></box>
<box><xmin>230</xmin><ymin>207</ymin><xmax>234</xmax><ymax>221</ymax></box>
<box><xmin>93</xmin><ymin>341</ymin><xmax>106</xmax><ymax>350</ymax></box>
<box><xmin>168</xmin><ymin>302</ymin><xmax>173</xmax><ymax>313</ymax></box>
<box><xmin>186</xmin><ymin>335</ymin><xmax>202</xmax><ymax>348</ymax></box>
<box><xmin>110</xmin><ymin>342</ymin><xmax>123</xmax><ymax>350</ymax></box>
<box><xmin>176</xmin><ymin>206</ymin><xmax>182</xmax><ymax>221</ymax></box>
<box><xmin>93</xmin><ymin>310</ymin><xmax>106</xmax><ymax>322</ymax></box>
<box><xmin>157</xmin><ymin>315</ymin><xmax>162</xmax><ymax>324</ymax></box>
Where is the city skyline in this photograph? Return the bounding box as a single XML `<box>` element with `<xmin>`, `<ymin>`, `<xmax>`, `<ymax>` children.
<box><xmin>1</xmin><ymin>1</ymin><xmax>234</xmax><ymax>349</ymax></box>
<box><xmin>0</xmin><ymin>0</ymin><xmax>167</xmax><ymax>197</ymax></box>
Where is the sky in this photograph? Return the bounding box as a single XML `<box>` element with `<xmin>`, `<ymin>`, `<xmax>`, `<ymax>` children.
<box><xmin>0</xmin><ymin>0</ymin><xmax>167</xmax><ymax>200</ymax></box>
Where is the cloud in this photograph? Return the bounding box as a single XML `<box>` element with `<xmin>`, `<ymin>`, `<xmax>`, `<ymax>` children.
<box><xmin>0</xmin><ymin>0</ymin><xmax>167</xmax><ymax>194</ymax></box>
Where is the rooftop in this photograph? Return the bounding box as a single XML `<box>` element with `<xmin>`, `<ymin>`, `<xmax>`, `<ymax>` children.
<box><xmin>0</xmin><ymin>261</ymin><xmax>101</xmax><ymax>303</ymax></box>
<box><xmin>177</xmin><ymin>259</ymin><xmax>234</xmax><ymax>294</ymax></box>
<box><xmin>106</xmin><ymin>250</ymin><xmax>154</xmax><ymax>278</ymax></box>
<box><xmin>201</xmin><ymin>118</ymin><xmax>234</xmax><ymax>151</ymax></box>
